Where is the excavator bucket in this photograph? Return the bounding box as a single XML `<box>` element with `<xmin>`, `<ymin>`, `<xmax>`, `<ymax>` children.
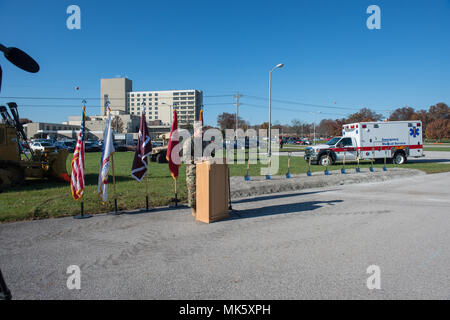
<box><xmin>45</xmin><ymin>149</ymin><xmax>70</xmax><ymax>182</ymax></box>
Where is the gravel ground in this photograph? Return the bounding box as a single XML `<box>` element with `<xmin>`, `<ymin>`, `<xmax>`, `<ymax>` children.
<box><xmin>230</xmin><ymin>168</ymin><xmax>424</xmax><ymax>199</ymax></box>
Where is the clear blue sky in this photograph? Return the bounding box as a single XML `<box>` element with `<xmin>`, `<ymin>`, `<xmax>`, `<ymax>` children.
<box><xmin>1</xmin><ymin>0</ymin><xmax>449</xmax><ymax>127</ymax></box>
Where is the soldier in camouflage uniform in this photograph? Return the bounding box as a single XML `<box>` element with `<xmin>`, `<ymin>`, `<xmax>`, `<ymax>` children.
<box><xmin>184</xmin><ymin>121</ymin><xmax>203</xmax><ymax>217</ymax></box>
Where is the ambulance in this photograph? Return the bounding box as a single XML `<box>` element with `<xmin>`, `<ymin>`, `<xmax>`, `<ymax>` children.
<box><xmin>304</xmin><ymin>121</ymin><xmax>424</xmax><ymax>166</ymax></box>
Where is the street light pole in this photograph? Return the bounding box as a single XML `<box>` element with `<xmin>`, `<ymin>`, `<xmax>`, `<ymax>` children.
<box><xmin>309</xmin><ymin>111</ymin><xmax>321</xmax><ymax>145</ymax></box>
<box><xmin>268</xmin><ymin>63</ymin><xmax>284</xmax><ymax>156</ymax></box>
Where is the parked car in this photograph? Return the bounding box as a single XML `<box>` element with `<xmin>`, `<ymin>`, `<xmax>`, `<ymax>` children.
<box><xmin>55</xmin><ymin>141</ymin><xmax>75</xmax><ymax>152</ymax></box>
<box><xmin>30</xmin><ymin>141</ymin><xmax>56</xmax><ymax>152</ymax></box>
<box><xmin>113</xmin><ymin>143</ymin><xmax>128</xmax><ymax>152</ymax></box>
<box><xmin>85</xmin><ymin>141</ymin><xmax>101</xmax><ymax>152</ymax></box>
<box><xmin>151</xmin><ymin>141</ymin><xmax>163</xmax><ymax>147</ymax></box>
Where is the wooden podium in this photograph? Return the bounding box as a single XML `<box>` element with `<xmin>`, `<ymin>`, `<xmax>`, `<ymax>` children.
<box><xmin>195</xmin><ymin>159</ymin><xmax>229</xmax><ymax>223</ymax></box>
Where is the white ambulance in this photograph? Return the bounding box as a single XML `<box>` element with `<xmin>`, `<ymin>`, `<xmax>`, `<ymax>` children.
<box><xmin>304</xmin><ymin>120</ymin><xmax>424</xmax><ymax>166</ymax></box>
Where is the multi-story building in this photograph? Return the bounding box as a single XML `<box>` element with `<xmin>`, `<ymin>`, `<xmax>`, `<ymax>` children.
<box><xmin>127</xmin><ymin>89</ymin><xmax>202</xmax><ymax>126</ymax></box>
<box><xmin>101</xmin><ymin>77</ymin><xmax>203</xmax><ymax>127</ymax></box>
<box><xmin>100</xmin><ymin>78</ymin><xmax>132</xmax><ymax>116</ymax></box>
<box><xmin>24</xmin><ymin>122</ymin><xmax>81</xmax><ymax>140</ymax></box>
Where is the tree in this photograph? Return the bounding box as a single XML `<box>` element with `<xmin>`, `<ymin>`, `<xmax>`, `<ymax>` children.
<box><xmin>389</xmin><ymin>107</ymin><xmax>416</xmax><ymax>121</ymax></box>
<box><xmin>290</xmin><ymin>119</ymin><xmax>302</xmax><ymax>137</ymax></box>
<box><xmin>428</xmin><ymin>103</ymin><xmax>449</xmax><ymax>120</ymax></box>
<box><xmin>330</xmin><ymin>118</ymin><xmax>346</xmax><ymax>137</ymax></box>
<box><xmin>217</xmin><ymin>112</ymin><xmax>245</xmax><ymax>131</ymax></box>
<box><xmin>411</xmin><ymin>109</ymin><xmax>433</xmax><ymax>132</ymax></box>
<box><xmin>317</xmin><ymin>119</ymin><xmax>337</xmax><ymax>137</ymax></box>
<box><xmin>425</xmin><ymin>119</ymin><xmax>450</xmax><ymax>141</ymax></box>
<box><xmin>111</xmin><ymin>116</ymin><xmax>124</xmax><ymax>133</ymax></box>
<box><xmin>347</xmin><ymin>108</ymin><xmax>383</xmax><ymax>123</ymax></box>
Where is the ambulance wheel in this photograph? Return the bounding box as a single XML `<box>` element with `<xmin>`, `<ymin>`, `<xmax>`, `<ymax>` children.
<box><xmin>393</xmin><ymin>152</ymin><xmax>406</xmax><ymax>165</ymax></box>
<box><xmin>319</xmin><ymin>155</ymin><xmax>333</xmax><ymax>166</ymax></box>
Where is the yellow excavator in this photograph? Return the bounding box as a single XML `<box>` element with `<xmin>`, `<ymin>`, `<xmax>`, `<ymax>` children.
<box><xmin>0</xmin><ymin>43</ymin><xmax>70</xmax><ymax>189</ymax></box>
<box><xmin>0</xmin><ymin>104</ymin><xmax>70</xmax><ymax>188</ymax></box>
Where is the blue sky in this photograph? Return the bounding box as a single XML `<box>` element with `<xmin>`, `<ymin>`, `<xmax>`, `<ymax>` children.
<box><xmin>1</xmin><ymin>0</ymin><xmax>449</xmax><ymax>127</ymax></box>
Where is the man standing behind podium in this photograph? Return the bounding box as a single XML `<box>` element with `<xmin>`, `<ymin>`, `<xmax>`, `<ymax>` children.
<box><xmin>184</xmin><ymin>121</ymin><xmax>203</xmax><ymax>217</ymax></box>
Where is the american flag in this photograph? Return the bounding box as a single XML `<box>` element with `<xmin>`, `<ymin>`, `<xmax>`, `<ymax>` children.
<box><xmin>71</xmin><ymin>105</ymin><xmax>86</xmax><ymax>200</ymax></box>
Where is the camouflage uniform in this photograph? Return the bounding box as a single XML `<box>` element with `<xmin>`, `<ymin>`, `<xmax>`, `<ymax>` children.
<box><xmin>184</xmin><ymin>122</ymin><xmax>203</xmax><ymax>211</ymax></box>
<box><xmin>186</xmin><ymin>163</ymin><xmax>196</xmax><ymax>209</ymax></box>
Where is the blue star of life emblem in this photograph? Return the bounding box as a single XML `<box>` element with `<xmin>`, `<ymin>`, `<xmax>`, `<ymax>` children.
<box><xmin>409</xmin><ymin>127</ymin><xmax>419</xmax><ymax>138</ymax></box>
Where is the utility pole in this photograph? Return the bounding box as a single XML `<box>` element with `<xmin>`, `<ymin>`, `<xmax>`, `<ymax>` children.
<box><xmin>234</xmin><ymin>91</ymin><xmax>242</xmax><ymax>137</ymax></box>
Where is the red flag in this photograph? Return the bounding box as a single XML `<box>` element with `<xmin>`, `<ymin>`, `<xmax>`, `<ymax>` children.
<box><xmin>166</xmin><ymin>110</ymin><xmax>179</xmax><ymax>179</ymax></box>
<box><xmin>131</xmin><ymin>111</ymin><xmax>152</xmax><ymax>181</ymax></box>
<box><xmin>70</xmin><ymin>105</ymin><xmax>86</xmax><ymax>200</ymax></box>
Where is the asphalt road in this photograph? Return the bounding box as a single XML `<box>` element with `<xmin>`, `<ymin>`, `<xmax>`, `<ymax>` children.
<box><xmin>1</xmin><ymin>172</ymin><xmax>449</xmax><ymax>299</ymax></box>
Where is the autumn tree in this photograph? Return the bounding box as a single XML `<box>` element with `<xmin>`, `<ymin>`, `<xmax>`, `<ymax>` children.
<box><xmin>317</xmin><ymin>119</ymin><xmax>337</xmax><ymax>137</ymax></box>
<box><xmin>389</xmin><ymin>107</ymin><xmax>416</xmax><ymax>121</ymax></box>
<box><xmin>217</xmin><ymin>112</ymin><xmax>247</xmax><ymax>131</ymax></box>
<box><xmin>428</xmin><ymin>103</ymin><xmax>449</xmax><ymax>120</ymax></box>
<box><xmin>425</xmin><ymin>119</ymin><xmax>450</xmax><ymax>141</ymax></box>
<box><xmin>347</xmin><ymin>108</ymin><xmax>383</xmax><ymax>123</ymax></box>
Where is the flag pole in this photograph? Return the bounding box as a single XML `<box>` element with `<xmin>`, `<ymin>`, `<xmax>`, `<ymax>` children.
<box><xmin>145</xmin><ymin>173</ymin><xmax>149</xmax><ymax>211</ymax></box>
<box><xmin>74</xmin><ymin>100</ymin><xmax>92</xmax><ymax>219</ymax></box>
<box><xmin>111</xmin><ymin>153</ymin><xmax>118</xmax><ymax>214</ymax></box>
<box><xmin>174</xmin><ymin>178</ymin><xmax>178</xmax><ymax>207</ymax></box>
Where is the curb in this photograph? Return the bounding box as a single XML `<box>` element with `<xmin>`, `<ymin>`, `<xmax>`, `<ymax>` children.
<box><xmin>230</xmin><ymin>168</ymin><xmax>425</xmax><ymax>199</ymax></box>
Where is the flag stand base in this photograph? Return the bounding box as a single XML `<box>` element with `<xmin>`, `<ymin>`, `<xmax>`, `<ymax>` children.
<box><xmin>169</xmin><ymin>193</ymin><xmax>179</xmax><ymax>207</ymax></box>
<box><xmin>73</xmin><ymin>202</ymin><xmax>92</xmax><ymax>219</ymax></box>
<box><xmin>108</xmin><ymin>198</ymin><xmax>122</xmax><ymax>215</ymax></box>
<box><xmin>74</xmin><ymin>214</ymin><xmax>92</xmax><ymax>219</ymax></box>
